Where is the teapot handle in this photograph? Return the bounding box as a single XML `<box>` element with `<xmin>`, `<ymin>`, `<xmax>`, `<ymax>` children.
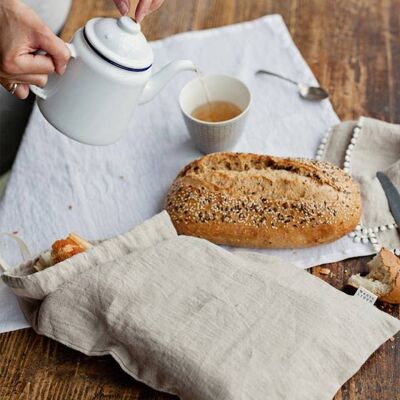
<box><xmin>30</xmin><ymin>43</ymin><xmax>77</xmax><ymax>100</ymax></box>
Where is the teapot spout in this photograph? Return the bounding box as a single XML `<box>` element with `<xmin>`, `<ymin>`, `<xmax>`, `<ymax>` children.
<box><xmin>139</xmin><ymin>60</ymin><xmax>197</xmax><ymax>104</ymax></box>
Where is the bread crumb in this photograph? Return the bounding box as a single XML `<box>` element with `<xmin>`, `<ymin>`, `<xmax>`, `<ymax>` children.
<box><xmin>319</xmin><ymin>267</ymin><xmax>331</xmax><ymax>275</ymax></box>
<box><xmin>12</xmin><ymin>230</ymin><xmax>18</xmax><ymax>235</ymax></box>
<box><xmin>119</xmin><ymin>176</ymin><xmax>125</xmax><ymax>180</ymax></box>
<box><xmin>389</xmin><ymin>336</ymin><xmax>395</xmax><ymax>342</ymax></box>
<box><xmin>68</xmin><ymin>205</ymin><xmax>73</xmax><ymax>210</ymax></box>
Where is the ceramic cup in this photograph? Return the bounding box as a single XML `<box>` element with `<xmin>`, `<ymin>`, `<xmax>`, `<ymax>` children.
<box><xmin>179</xmin><ymin>74</ymin><xmax>251</xmax><ymax>154</ymax></box>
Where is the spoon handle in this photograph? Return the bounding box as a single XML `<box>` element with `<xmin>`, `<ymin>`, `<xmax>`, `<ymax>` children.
<box><xmin>256</xmin><ymin>69</ymin><xmax>298</xmax><ymax>86</ymax></box>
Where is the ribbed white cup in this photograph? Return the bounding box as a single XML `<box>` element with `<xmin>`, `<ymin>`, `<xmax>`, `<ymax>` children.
<box><xmin>179</xmin><ymin>74</ymin><xmax>251</xmax><ymax>154</ymax></box>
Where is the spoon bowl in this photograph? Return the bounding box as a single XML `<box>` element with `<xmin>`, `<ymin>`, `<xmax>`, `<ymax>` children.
<box><xmin>298</xmin><ymin>84</ymin><xmax>329</xmax><ymax>101</ymax></box>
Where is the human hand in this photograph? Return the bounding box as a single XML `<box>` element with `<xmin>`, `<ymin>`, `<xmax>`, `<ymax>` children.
<box><xmin>113</xmin><ymin>0</ymin><xmax>165</xmax><ymax>22</ymax></box>
<box><xmin>0</xmin><ymin>0</ymin><xmax>70</xmax><ymax>99</ymax></box>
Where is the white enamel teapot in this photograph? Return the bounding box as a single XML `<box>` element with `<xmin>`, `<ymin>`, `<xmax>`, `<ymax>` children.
<box><xmin>31</xmin><ymin>16</ymin><xmax>196</xmax><ymax>145</ymax></box>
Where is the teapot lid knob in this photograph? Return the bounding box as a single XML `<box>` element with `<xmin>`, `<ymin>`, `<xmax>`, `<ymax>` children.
<box><xmin>117</xmin><ymin>16</ymin><xmax>141</xmax><ymax>34</ymax></box>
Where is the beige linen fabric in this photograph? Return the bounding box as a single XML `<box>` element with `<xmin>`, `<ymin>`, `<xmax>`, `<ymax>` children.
<box><xmin>323</xmin><ymin>117</ymin><xmax>400</xmax><ymax>249</ymax></box>
<box><xmin>2</xmin><ymin>212</ymin><xmax>177</xmax><ymax>323</ymax></box>
<box><xmin>2</xmin><ymin>212</ymin><xmax>400</xmax><ymax>400</ymax></box>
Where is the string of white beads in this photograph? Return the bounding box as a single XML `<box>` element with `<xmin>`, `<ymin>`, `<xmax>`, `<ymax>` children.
<box><xmin>349</xmin><ymin>223</ymin><xmax>399</xmax><ymax>253</ymax></box>
<box><xmin>315</xmin><ymin>128</ymin><xmax>331</xmax><ymax>161</ymax></box>
<box><xmin>343</xmin><ymin>116</ymin><xmax>364</xmax><ymax>174</ymax></box>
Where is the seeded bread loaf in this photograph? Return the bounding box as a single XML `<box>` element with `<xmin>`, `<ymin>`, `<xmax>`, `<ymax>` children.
<box><xmin>165</xmin><ymin>152</ymin><xmax>361</xmax><ymax>248</ymax></box>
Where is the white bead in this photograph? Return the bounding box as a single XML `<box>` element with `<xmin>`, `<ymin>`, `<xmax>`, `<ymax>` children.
<box><xmin>321</xmin><ymin>138</ymin><xmax>328</xmax><ymax>144</ymax></box>
<box><xmin>373</xmin><ymin>227</ymin><xmax>379</xmax><ymax>233</ymax></box>
<box><xmin>388</xmin><ymin>224</ymin><xmax>395</xmax><ymax>230</ymax></box>
<box><xmin>380</xmin><ymin>225</ymin><xmax>387</xmax><ymax>231</ymax></box>
<box><xmin>346</xmin><ymin>149</ymin><xmax>352</xmax><ymax>156</ymax></box>
<box><xmin>349</xmin><ymin>232</ymin><xmax>356</xmax><ymax>238</ymax></box>
<box><xmin>348</xmin><ymin>144</ymin><xmax>354</xmax><ymax>150</ymax></box>
<box><xmin>370</xmin><ymin>238</ymin><xmax>378</xmax><ymax>244</ymax></box>
<box><xmin>358</xmin><ymin>116</ymin><xmax>365</xmax><ymax>126</ymax></box>
<box><xmin>395</xmin><ymin>249</ymin><xmax>400</xmax><ymax>256</ymax></box>
<box><xmin>356</xmin><ymin>225</ymin><xmax>362</xmax><ymax>231</ymax></box>
<box><xmin>350</xmin><ymin>138</ymin><xmax>357</xmax><ymax>144</ymax></box>
<box><xmin>344</xmin><ymin>161</ymin><xmax>350</xmax><ymax>168</ymax></box>
<box><xmin>373</xmin><ymin>244</ymin><xmax>380</xmax><ymax>252</ymax></box>
<box><xmin>317</xmin><ymin>149</ymin><xmax>324</xmax><ymax>156</ymax></box>
<box><xmin>354</xmin><ymin>236</ymin><xmax>361</xmax><ymax>243</ymax></box>
<box><xmin>353</xmin><ymin>131</ymin><xmax>359</xmax><ymax>138</ymax></box>
<box><xmin>362</xmin><ymin>237</ymin><xmax>369</xmax><ymax>244</ymax></box>
<box><xmin>368</xmin><ymin>228</ymin><xmax>373</xmax><ymax>235</ymax></box>
<box><xmin>343</xmin><ymin>168</ymin><xmax>350</xmax><ymax>173</ymax></box>
<box><xmin>369</xmin><ymin>232</ymin><xmax>376</xmax><ymax>238</ymax></box>
<box><xmin>354</xmin><ymin>127</ymin><xmax>361</xmax><ymax>134</ymax></box>
<box><xmin>315</xmin><ymin>156</ymin><xmax>321</xmax><ymax>161</ymax></box>
<box><xmin>344</xmin><ymin>155</ymin><xmax>351</xmax><ymax>162</ymax></box>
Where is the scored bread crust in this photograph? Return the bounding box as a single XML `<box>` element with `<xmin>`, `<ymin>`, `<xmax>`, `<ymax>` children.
<box><xmin>165</xmin><ymin>152</ymin><xmax>361</xmax><ymax>248</ymax></box>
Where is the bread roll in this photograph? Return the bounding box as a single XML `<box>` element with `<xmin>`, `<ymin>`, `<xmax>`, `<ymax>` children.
<box><xmin>165</xmin><ymin>152</ymin><xmax>361</xmax><ymax>248</ymax></box>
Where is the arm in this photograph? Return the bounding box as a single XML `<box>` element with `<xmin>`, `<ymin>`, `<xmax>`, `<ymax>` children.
<box><xmin>0</xmin><ymin>0</ymin><xmax>70</xmax><ymax>99</ymax></box>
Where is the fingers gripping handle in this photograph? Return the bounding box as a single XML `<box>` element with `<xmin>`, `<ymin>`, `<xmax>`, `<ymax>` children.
<box><xmin>30</xmin><ymin>42</ymin><xmax>77</xmax><ymax>100</ymax></box>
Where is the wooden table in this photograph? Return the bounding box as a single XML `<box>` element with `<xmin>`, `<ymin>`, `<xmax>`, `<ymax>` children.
<box><xmin>1</xmin><ymin>0</ymin><xmax>399</xmax><ymax>399</ymax></box>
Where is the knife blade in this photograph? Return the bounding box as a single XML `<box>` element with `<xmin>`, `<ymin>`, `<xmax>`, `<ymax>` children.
<box><xmin>376</xmin><ymin>171</ymin><xmax>400</xmax><ymax>228</ymax></box>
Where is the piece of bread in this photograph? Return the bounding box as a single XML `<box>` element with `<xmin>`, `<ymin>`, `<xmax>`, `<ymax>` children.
<box><xmin>165</xmin><ymin>152</ymin><xmax>361</xmax><ymax>248</ymax></box>
<box><xmin>348</xmin><ymin>248</ymin><xmax>400</xmax><ymax>304</ymax></box>
<box><xmin>34</xmin><ymin>233</ymin><xmax>92</xmax><ymax>271</ymax></box>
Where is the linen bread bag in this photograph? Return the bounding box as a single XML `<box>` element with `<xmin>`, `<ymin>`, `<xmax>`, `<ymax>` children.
<box><xmin>2</xmin><ymin>212</ymin><xmax>400</xmax><ymax>400</ymax></box>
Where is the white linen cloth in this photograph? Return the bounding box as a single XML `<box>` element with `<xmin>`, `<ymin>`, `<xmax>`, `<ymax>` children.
<box><xmin>0</xmin><ymin>15</ymin><xmax>371</xmax><ymax>333</ymax></box>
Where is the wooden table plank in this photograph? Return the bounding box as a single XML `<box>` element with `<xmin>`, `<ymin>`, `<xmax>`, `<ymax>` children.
<box><xmin>1</xmin><ymin>0</ymin><xmax>399</xmax><ymax>399</ymax></box>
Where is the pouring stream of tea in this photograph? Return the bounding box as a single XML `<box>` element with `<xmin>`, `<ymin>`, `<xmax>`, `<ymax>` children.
<box><xmin>197</xmin><ymin>70</ymin><xmax>212</xmax><ymax>108</ymax></box>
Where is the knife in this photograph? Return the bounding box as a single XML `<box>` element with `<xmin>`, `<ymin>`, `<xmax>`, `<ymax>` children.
<box><xmin>376</xmin><ymin>171</ymin><xmax>400</xmax><ymax>228</ymax></box>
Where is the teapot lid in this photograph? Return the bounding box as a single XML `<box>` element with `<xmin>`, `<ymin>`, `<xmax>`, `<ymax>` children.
<box><xmin>84</xmin><ymin>17</ymin><xmax>153</xmax><ymax>71</ymax></box>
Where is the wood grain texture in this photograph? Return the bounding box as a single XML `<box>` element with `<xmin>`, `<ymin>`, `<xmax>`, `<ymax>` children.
<box><xmin>1</xmin><ymin>0</ymin><xmax>400</xmax><ymax>399</ymax></box>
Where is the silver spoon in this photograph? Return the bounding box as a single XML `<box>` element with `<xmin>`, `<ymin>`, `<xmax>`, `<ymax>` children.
<box><xmin>256</xmin><ymin>69</ymin><xmax>329</xmax><ymax>101</ymax></box>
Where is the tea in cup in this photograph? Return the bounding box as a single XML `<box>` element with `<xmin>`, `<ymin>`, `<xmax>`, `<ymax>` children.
<box><xmin>191</xmin><ymin>101</ymin><xmax>243</xmax><ymax>122</ymax></box>
<box><xmin>179</xmin><ymin>74</ymin><xmax>251</xmax><ymax>153</ymax></box>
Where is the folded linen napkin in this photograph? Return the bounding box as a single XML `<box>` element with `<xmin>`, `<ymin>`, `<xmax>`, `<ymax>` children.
<box><xmin>2</xmin><ymin>212</ymin><xmax>399</xmax><ymax>400</ymax></box>
<box><xmin>321</xmin><ymin>117</ymin><xmax>400</xmax><ymax>251</ymax></box>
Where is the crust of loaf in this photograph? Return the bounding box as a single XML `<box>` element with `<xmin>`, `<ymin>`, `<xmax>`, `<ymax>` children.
<box><xmin>377</xmin><ymin>248</ymin><xmax>400</xmax><ymax>304</ymax></box>
<box><xmin>348</xmin><ymin>248</ymin><xmax>400</xmax><ymax>304</ymax></box>
<box><xmin>165</xmin><ymin>152</ymin><xmax>361</xmax><ymax>249</ymax></box>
